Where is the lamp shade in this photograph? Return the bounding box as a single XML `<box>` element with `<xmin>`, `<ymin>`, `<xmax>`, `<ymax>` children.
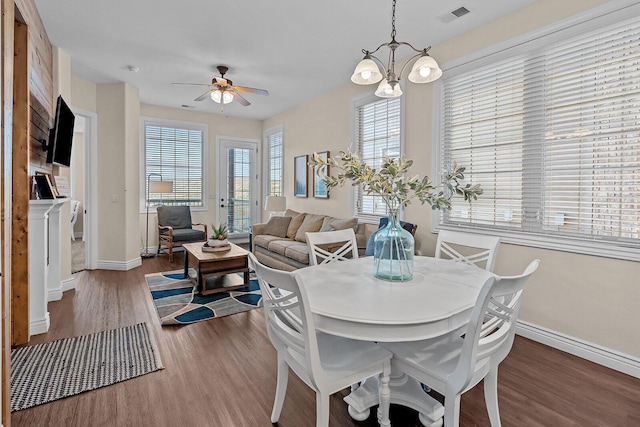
<box><xmin>375</xmin><ymin>79</ymin><xmax>403</xmax><ymax>98</ymax></box>
<box><xmin>351</xmin><ymin>58</ymin><xmax>384</xmax><ymax>85</ymax></box>
<box><xmin>149</xmin><ymin>180</ymin><xmax>173</xmax><ymax>193</ymax></box>
<box><xmin>264</xmin><ymin>195</ymin><xmax>286</xmax><ymax>212</ymax></box>
<box><xmin>408</xmin><ymin>55</ymin><xmax>443</xmax><ymax>83</ymax></box>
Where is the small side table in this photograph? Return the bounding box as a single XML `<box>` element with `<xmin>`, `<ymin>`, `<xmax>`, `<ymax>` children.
<box><xmin>182</xmin><ymin>242</ymin><xmax>250</xmax><ymax>295</ymax></box>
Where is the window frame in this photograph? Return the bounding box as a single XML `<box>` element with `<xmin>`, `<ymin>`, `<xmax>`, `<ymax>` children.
<box><xmin>350</xmin><ymin>91</ymin><xmax>406</xmax><ymax>223</ymax></box>
<box><xmin>432</xmin><ymin>1</ymin><xmax>640</xmax><ymax>262</ymax></box>
<box><xmin>140</xmin><ymin>117</ymin><xmax>209</xmax><ymax>213</ymax></box>
<box><xmin>263</xmin><ymin>125</ymin><xmax>284</xmax><ymax>202</ymax></box>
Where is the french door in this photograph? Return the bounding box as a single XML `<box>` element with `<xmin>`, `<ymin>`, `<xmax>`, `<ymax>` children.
<box><xmin>216</xmin><ymin>137</ymin><xmax>260</xmax><ymax>241</ymax></box>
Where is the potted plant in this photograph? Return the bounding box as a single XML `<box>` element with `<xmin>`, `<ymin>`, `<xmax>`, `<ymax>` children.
<box><xmin>208</xmin><ymin>223</ymin><xmax>229</xmax><ymax>247</ymax></box>
<box><xmin>311</xmin><ymin>151</ymin><xmax>482</xmax><ymax>282</ymax></box>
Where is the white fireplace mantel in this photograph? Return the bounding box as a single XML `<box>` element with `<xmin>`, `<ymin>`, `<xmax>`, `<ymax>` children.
<box><xmin>28</xmin><ymin>198</ymin><xmax>68</xmax><ymax>336</ymax></box>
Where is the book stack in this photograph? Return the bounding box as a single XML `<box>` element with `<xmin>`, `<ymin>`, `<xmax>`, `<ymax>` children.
<box><xmin>202</xmin><ymin>241</ymin><xmax>231</xmax><ymax>252</ymax></box>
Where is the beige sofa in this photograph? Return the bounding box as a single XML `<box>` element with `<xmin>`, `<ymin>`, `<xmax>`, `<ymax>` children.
<box><xmin>251</xmin><ymin>209</ymin><xmax>369</xmax><ymax>271</ymax></box>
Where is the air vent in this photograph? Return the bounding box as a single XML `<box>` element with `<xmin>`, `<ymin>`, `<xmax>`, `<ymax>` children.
<box><xmin>452</xmin><ymin>7</ymin><xmax>470</xmax><ymax>17</ymax></box>
<box><xmin>437</xmin><ymin>6</ymin><xmax>470</xmax><ymax>23</ymax></box>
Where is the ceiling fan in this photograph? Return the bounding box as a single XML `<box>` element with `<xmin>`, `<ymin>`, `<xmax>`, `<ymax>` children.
<box><xmin>172</xmin><ymin>65</ymin><xmax>269</xmax><ymax>106</ymax></box>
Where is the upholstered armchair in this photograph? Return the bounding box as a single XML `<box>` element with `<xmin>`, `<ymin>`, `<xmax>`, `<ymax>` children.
<box><xmin>156</xmin><ymin>205</ymin><xmax>207</xmax><ymax>262</ymax></box>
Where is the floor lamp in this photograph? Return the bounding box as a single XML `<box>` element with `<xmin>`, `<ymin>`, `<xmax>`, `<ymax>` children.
<box><xmin>142</xmin><ymin>173</ymin><xmax>173</xmax><ymax>258</ymax></box>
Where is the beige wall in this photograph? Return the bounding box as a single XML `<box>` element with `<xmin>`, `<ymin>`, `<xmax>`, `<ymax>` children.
<box><xmin>52</xmin><ymin>47</ymin><xmax>72</xmax><ymax>283</ymax></box>
<box><xmin>70</xmin><ymin>74</ymin><xmax>97</xmax><ymax>113</ymax></box>
<box><xmin>96</xmin><ymin>82</ymin><xmax>140</xmax><ymax>264</ymax></box>
<box><xmin>263</xmin><ymin>0</ymin><xmax>640</xmax><ymax>357</ymax></box>
<box><xmin>139</xmin><ymin>104</ymin><xmax>263</xmax><ymax>249</ymax></box>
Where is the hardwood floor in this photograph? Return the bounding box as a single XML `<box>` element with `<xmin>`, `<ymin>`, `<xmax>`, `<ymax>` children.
<box><xmin>11</xmin><ymin>255</ymin><xmax>640</xmax><ymax>427</ymax></box>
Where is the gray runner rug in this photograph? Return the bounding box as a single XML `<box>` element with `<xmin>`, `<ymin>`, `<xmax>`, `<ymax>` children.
<box><xmin>10</xmin><ymin>322</ymin><xmax>164</xmax><ymax>412</ymax></box>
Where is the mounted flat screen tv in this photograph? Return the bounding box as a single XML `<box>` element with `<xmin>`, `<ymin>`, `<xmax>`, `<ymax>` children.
<box><xmin>46</xmin><ymin>95</ymin><xmax>75</xmax><ymax>167</ymax></box>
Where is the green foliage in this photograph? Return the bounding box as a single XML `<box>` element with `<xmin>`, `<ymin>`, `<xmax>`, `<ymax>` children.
<box><xmin>210</xmin><ymin>223</ymin><xmax>228</xmax><ymax>240</ymax></box>
<box><xmin>310</xmin><ymin>150</ymin><xmax>483</xmax><ymax>211</ymax></box>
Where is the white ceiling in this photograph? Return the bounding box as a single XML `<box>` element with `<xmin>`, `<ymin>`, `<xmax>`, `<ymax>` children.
<box><xmin>34</xmin><ymin>0</ymin><xmax>535</xmax><ymax>120</ymax></box>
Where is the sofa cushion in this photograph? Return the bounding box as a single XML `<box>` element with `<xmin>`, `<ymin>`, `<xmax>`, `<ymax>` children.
<box><xmin>295</xmin><ymin>213</ymin><xmax>326</xmax><ymax>242</ymax></box>
<box><xmin>254</xmin><ymin>234</ymin><xmax>286</xmax><ymax>250</ymax></box>
<box><xmin>262</xmin><ymin>216</ymin><xmax>292</xmax><ymax>238</ymax></box>
<box><xmin>286</xmin><ymin>210</ymin><xmax>306</xmax><ymax>238</ymax></box>
<box><xmin>268</xmin><ymin>239</ymin><xmax>303</xmax><ymax>257</ymax></box>
<box><xmin>284</xmin><ymin>244</ymin><xmax>310</xmax><ymax>265</ymax></box>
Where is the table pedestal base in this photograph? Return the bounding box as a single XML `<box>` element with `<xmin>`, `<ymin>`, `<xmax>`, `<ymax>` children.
<box><xmin>344</xmin><ymin>371</ymin><xmax>444</xmax><ymax>427</ymax></box>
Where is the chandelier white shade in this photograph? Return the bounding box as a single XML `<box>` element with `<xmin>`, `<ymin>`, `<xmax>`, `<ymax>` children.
<box><xmin>350</xmin><ymin>0</ymin><xmax>442</xmax><ymax>98</ymax></box>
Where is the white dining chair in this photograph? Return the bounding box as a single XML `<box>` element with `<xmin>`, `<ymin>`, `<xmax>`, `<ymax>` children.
<box><xmin>306</xmin><ymin>228</ymin><xmax>359</xmax><ymax>265</ymax></box>
<box><xmin>248</xmin><ymin>253</ymin><xmax>392</xmax><ymax>427</ymax></box>
<box><xmin>435</xmin><ymin>230</ymin><xmax>501</xmax><ymax>272</ymax></box>
<box><xmin>381</xmin><ymin>259</ymin><xmax>540</xmax><ymax>427</ymax></box>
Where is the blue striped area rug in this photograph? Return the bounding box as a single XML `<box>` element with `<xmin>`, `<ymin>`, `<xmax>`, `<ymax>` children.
<box><xmin>10</xmin><ymin>322</ymin><xmax>163</xmax><ymax>412</ymax></box>
<box><xmin>145</xmin><ymin>270</ymin><xmax>263</xmax><ymax>325</ymax></box>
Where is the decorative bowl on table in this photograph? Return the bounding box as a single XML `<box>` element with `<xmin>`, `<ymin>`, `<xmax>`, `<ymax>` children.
<box><xmin>207</xmin><ymin>238</ymin><xmax>229</xmax><ymax>247</ymax></box>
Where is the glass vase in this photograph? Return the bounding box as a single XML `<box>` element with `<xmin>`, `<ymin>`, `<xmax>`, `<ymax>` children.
<box><xmin>373</xmin><ymin>210</ymin><xmax>414</xmax><ymax>282</ymax></box>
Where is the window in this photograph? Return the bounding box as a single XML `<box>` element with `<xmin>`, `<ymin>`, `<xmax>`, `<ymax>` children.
<box><xmin>264</xmin><ymin>126</ymin><xmax>284</xmax><ymax>197</ymax></box>
<box><xmin>142</xmin><ymin>119</ymin><xmax>207</xmax><ymax>209</ymax></box>
<box><xmin>436</xmin><ymin>9</ymin><xmax>640</xmax><ymax>260</ymax></box>
<box><xmin>353</xmin><ymin>95</ymin><xmax>403</xmax><ymax>222</ymax></box>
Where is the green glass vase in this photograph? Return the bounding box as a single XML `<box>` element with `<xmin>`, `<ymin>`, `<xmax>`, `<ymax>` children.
<box><xmin>373</xmin><ymin>210</ymin><xmax>414</xmax><ymax>282</ymax></box>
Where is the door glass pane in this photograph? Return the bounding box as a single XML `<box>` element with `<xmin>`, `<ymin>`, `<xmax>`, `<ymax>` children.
<box><xmin>226</xmin><ymin>147</ymin><xmax>252</xmax><ymax>234</ymax></box>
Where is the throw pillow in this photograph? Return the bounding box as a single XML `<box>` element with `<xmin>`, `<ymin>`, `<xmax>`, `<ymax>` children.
<box><xmin>320</xmin><ymin>216</ymin><xmax>358</xmax><ymax>232</ymax></box>
<box><xmin>294</xmin><ymin>213</ymin><xmax>326</xmax><ymax>242</ymax></box>
<box><xmin>261</xmin><ymin>216</ymin><xmax>292</xmax><ymax>238</ymax></box>
<box><xmin>319</xmin><ymin>224</ymin><xmax>335</xmax><ymax>232</ymax></box>
<box><xmin>286</xmin><ymin>213</ymin><xmax>307</xmax><ymax>238</ymax></box>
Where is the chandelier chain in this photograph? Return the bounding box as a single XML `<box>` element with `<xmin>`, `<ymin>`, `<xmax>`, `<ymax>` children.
<box><xmin>391</xmin><ymin>0</ymin><xmax>396</xmax><ymax>40</ymax></box>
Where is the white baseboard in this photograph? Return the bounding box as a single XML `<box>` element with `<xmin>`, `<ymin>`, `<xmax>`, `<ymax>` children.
<box><xmin>30</xmin><ymin>312</ymin><xmax>50</xmax><ymax>336</ymax></box>
<box><xmin>516</xmin><ymin>320</ymin><xmax>640</xmax><ymax>379</ymax></box>
<box><xmin>96</xmin><ymin>257</ymin><xmax>142</xmax><ymax>271</ymax></box>
<box><xmin>47</xmin><ymin>286</ymin><xmax>63</xmax><ymax>302</ymax></box>
<box><xmin>61</xmin><ymin>277</ymin><xmax>75</xmax><ymax>292</ymax></box>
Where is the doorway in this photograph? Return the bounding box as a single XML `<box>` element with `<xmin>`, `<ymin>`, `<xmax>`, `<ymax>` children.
<box><xmin>216</xmin><ymin>137</ymin><xmax>260</xmax><ymax>245</ymax></box>
<box><xmin>70</xmin><ymin>108</ymin><xmax>97</xmax><ymax>270</ymax></box>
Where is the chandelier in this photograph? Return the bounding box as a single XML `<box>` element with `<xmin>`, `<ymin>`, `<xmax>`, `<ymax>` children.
<box><xmin>350</xmin><ymin>0</ymin><xmax>442</xmax><ymax>98</ymax></box>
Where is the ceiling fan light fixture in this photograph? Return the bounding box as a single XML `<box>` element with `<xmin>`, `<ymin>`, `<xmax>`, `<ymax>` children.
<box><xmin>211</xmin><ymin>89</ymin><xmax>223</xmax><ymax>103</ymax></box>
<box><xmin>222</xmin><ymin>91</ymin><xmax>234</xmax><ymax>104</ymax></box>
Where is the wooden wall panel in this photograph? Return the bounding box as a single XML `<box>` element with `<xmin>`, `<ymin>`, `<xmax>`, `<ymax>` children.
<box><xmin>11</xmin><ymin>19</ymin><xmax>29</xmax><ymax>346</ymax></box>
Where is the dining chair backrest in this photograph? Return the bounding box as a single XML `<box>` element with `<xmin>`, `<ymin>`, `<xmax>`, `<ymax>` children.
<box><xmin>248</xmin><ymin>252</ymin><xmax>323</xmax><ymax>385</ymax></box>
<box><xmin>452</xmin><ymin>259</ymin><xmax>540</xmax><ymax>394</ymax></box>
<box><xmin>435</xmin><ymin>230</ymin><xmax>501</xmax><ymax>272</ymax></box>
<box><xmin>306</xmin><ymin>228</ymin><xmax>359</xmax><ymax>265</ymax></box>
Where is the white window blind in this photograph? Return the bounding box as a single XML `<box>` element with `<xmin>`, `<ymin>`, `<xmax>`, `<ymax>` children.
<box><xmin>354</xmin><ymin>96</ymin><xmax>402</xmax><ymax>222</ymax></box>
<box><xmin>144</xmin><ymin>121</ymin><xmax>205</xmax><ymax>207</ymax></box>
<box><xmin>265</xmin><ymin>128</ymin><xmax>284</xmax><ymax>196</ymax></box>
<box><xmin>439</xmin><ymin>16</ymin><xmax>640</xmax><ymax>256</ymax></box>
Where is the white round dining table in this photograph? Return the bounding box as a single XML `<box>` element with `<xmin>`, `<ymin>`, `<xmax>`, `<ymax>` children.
<box><xmin>293</xmin><ymin>256</ymin><xmax>496</xmax><ymax>427</ymax></box>
<box><xmin>294</xmin><ymin>256</ymin><xmax>495</xmax><ymax>342</ymax></box>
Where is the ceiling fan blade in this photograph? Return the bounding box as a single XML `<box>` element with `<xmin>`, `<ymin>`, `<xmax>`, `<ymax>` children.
<box><xmin>194</xmin><ymin>89</ymin><xmax>212</xmax><ymax>101</ymax></box>
<box><xmin>233</xmin><ymin>85</ymin><xmax>269</xmax><ymax>96</ymax></box>
<box><xmin>232</xmin><ymin>91</ymin><xmax>251</xmax><ymax>106</ymax></box>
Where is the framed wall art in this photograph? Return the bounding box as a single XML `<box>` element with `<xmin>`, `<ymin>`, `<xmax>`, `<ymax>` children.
<box><xmin>313</xmin><ymin>151</ymin><xmax>330</xmax><ymax>199</ymax></box>
<box><xmin>294</xmin><ymin>154</ymin><xmax>308</xmax><ymax>198</ymax></box>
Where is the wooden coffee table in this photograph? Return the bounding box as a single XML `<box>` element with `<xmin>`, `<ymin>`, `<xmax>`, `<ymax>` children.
<box><xmin>182</xmin><ymin>242</ymin><xmax>250</xmax><ymax>295</ymax></box>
